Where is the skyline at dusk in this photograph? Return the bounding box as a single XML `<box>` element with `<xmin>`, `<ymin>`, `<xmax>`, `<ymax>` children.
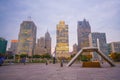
<box><xmin>0</xmin><ymin>0</ymin><xmax>120</xmax><ymax>52</ymax></box>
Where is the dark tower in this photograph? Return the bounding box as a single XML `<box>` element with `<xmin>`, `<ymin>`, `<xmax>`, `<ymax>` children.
<box><xmin>77</xmin><ymin>19</ymin><xmax>91</xmax><ymax>52</ymax></box>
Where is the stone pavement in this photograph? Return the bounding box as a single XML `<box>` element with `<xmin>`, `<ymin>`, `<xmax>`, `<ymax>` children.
<box><xmin>0</xmin><ymin>63</ymin><xmax>120</xmax><ymax>80</ymax></box>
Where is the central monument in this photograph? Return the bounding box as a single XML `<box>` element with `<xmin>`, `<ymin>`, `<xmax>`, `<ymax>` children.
<box><xmin>56</xmin><ymin>21</ymin><xmax>70</xmax><ymax>59</ymax></box>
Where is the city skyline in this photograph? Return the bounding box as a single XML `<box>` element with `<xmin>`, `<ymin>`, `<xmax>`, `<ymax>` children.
<box><xmin>0</xmin><ymin>0</ymin><xmax>120</xmax><ymax>52</ymax></box>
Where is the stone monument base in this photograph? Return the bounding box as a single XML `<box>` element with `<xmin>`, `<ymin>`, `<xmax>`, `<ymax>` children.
<box><xmin>82</xmin><ymin>61</ymin><xmax>101</xmax><ymax>68</ymax></box>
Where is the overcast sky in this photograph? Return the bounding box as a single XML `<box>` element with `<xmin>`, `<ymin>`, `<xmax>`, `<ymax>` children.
<box><xmin>0</xmin><ymin>0</ymin><xmax>120</xmax><ymax>52</ymax></box>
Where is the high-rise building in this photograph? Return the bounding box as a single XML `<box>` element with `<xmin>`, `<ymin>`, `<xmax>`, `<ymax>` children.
<box><xmin>89</xmin><ymin>32</ymin><xmax>108</xmax><ymax>60</ymax></box>
<box><xmin>0</xmin><ymin>37</ymin><xmax>7</xmax><ymax>54</ymax></box>
<box><xmin>34</xmin><ymin>37</ymin><xmax>47</xmax><ymax>55</ymax></box>
<box><xmin>17</xmin><ymin>20</ymin><xmax>37</xmax><ymax>56</ymax></box>
<box><xmin>34</xmin><ymin>31</ymin><xmax>51</xmax><ymax>55</ymax></box>
<box><xmin>56</xmin><ymin>21</ymin><xmax>70</xmax><ymax>59</ymax></box>
<box><xmin>77</xmin><ymin>19</ymin><xmax>91</xmax><ymax>52</ymax></box>
<box><xmin>9</xmin><ymin>40</ymin><xmax>18</xmax><ymax>54</ymax></box>
<box><xmin>45</xmin><ymin>31</ymin><xmax>51</xmax><ymax>54</ymax></box>
<box><xmin>72</xmin><ymin>43</ymin><xmax>78</xmax><ymax>54</ymax></box>
<box><xmin>108</xmin><ymin>41</ymin><xmax>120</xmax><ymax>53</ymax></box>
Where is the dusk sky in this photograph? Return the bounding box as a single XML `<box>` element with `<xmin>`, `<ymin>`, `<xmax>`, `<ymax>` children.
<box><xmin>0</xmin><ymin>0</ymin><xmax>120</xmax><ymax>52</ymax></box>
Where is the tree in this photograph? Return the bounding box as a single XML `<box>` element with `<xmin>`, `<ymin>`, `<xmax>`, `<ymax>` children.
<box><xmin>33</xmin><ymin>55</ymin><xmax>41</xmax><ymax>58</ymax></box>
<box><xmin>109</xmin><ymin>53</ymin><xmax>120</xmax><ymax>62</ymax></box>
<box><xmin>41</xmin><ymin>53</ymin><xmax>51</xmax><ymax>59</ymax></box>
<box><xmin>20</xmin><ymin>54</ymin><xmax>28</xmax><ymax>58</ymax></box>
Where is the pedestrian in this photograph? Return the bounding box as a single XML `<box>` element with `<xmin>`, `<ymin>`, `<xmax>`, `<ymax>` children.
<box><xmin>53</xmin><ymin>57</ymin><xmax>56</xmax><ymax>64</ymax></box>
<box><xmin>60</xmin><ymin>60</ymin><xmax>63</xmax><ymax>67</ymax></box>
<box><xmin>22</xmin><ymin>57</ymin><xmax>26</xmax><ymax>65</ymax></box>
<box><xmin>45</xmin><ymin>60</ymin><xmax>48</xmax><ymax>65</ymax></box>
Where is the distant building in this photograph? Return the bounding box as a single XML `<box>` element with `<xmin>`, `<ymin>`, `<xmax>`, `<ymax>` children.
<box><xmin>56</xmin><ymin>21</ymin><xmax>70</xmax><ymax>59</ymax></box>
<box><xmin>45</xmin><ymin>31</ymin><xmax>51</xmax><ymax>54</ymax></box>
<box><xmin>0</xmin><ymin>37</ymin><xmax>7</xmax><ymax>54</ymax></box>
<box><xmin>34</xmin><ymin>37</ymin><xmax>47</xmax><ymax>55</ymax></box>
<box><xmin>72</xmin><ymin>43</ymin><xmax>78</xmax><ymax>54</ymax></box>
<box><xmin>77</xmin><ymin>19</ymin><xmax>91</xmax><ymax>52</ymax></box>
<box><xmin>34</xmin><ymin>31</ymin><xmax>51</xmax><ymax>55</ymax></box>
<box><xmin>9</xmin><ymin>40</ymin><xmax>18</xmax><ymax>54</ymax></box>
<box><xmin>17</xmin><ymin>20</ymin><xmax>37</xmax><ymax>56</ymax></box>
<box><xmin>108</xmin><ymin>42</ymin><xmax>120</xmax><ymax>53</ymax></box>
<box><xmin>89</xmin><ymin>32</ymin><xmax>108</xmax><ymax>60</ymax></box>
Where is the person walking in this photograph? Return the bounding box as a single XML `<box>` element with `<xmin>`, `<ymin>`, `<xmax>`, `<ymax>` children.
<box><xmin>22</xmin><ymin>57</ymin><xmax>26</xmax><ymax>65</ymax></box>
<box><xmin>45</xmin><ymin>60</ymin><xmax>48</xmax><ymax>65</ymax></box>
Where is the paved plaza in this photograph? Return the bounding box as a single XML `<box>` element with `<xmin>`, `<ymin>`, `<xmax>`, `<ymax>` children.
<box><xmin>0</xmin><ymin>62</ymin><xmax>120</xmax><ymax>80</ymax></box>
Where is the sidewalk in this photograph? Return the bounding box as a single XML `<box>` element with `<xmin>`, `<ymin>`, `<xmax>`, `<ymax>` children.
<box><xmin>0</xmin><ymin>63</ymin><xmax>120</xmax><ymax>80</ymax></box>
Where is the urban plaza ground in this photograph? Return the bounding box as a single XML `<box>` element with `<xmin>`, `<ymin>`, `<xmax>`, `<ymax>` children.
<box><xmin>0</xmin><ymin>62</ymin><xmax>120</xmax><ymax>80</ymax></box>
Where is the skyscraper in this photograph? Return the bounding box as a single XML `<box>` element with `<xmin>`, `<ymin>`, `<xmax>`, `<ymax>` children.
<box><xmin>45</xmin><ymin>31</ymin><xmax>51</xmax><ymax>54</ymax></box>
<box><xmin>34</xmin><ymin>37</ymin><xmax>47</xmax><ymax>55</ymax></box>
<box><xmin>9</xmin><ymin>40</ymin><xmax>18</xmax><ymax>54</ymax></box>
<box><xmin>0</xmin><ymin>37</ymin><xmax>7</xmax><ymax>54</ymax></box>
<box><xmin>77</xmin><ymin>19</ymin><xmax>91</xmax><ymax>52</ymax></box>
<box><xmin>17</xmin><ymin>20</ymin><xmax>37</xmax><ymax>56</ymax></box>
<box><xmin>34</xmin><ymin>31</ymin><xmax>51</xmax><ymax>55</ymax></box>
<box><xmin>89</xmin><ymin>32</ymin><xmax>108</xmax><ymax>60</ymax></box>
<box><xmin>56</xmin><ymin>21</ymin><xmax>70</xmax><ymax>59</ymax></box>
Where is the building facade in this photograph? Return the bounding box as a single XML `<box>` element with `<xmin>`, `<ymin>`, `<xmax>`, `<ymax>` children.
<box><xmin>34</xmin><ymin>37</ymin><xmax>47</xmax><ymax>55</ymax></box>
<box><xmin>45</xmin><ymin>31</ymin><xmax>51</xmax><ymax>54</ymax></box>
<box><xmin>17</xmin><ymin>20</ymin><xmax>37</xmax><ymax>56</ymax></box>
<box><xmin>89</xmin><ymin>32</ymin><xmax>108</xmax><ymax>60</ymax></box>
<box><xmin>108</xmin><ymin>42</ymin><xmax>120</xmax><ymax>53</ymax></box>
<box><xmin>56</xmin><ymin>21</ymin><xmax>70</xmax><ymax>59</ymax></box>
<box><xmin>77</xmin><ymin>19</ymin><xmax>91</xmax><ymax>52</ymax></box>
<box><xmin>34</xmin><ymin>31</ymin><xmax>51</xmax><ymax>55</ymax></box>
<box><xmin>0</xmin><ymin>37</ymin><xmax>7</xmax><ymax>54</ymax></box>
<box><xmin>9</xmin><ymin>40</ymin><xmax>18</xmax><ymax>54</ymax></box>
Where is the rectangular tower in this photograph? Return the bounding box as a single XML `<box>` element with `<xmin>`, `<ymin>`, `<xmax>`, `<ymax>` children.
<box><xmin>17</xmin><ymin>20</ymin><xmax>37</xmax><ymax>56</ymax></box>
<box><xmin>0</xmin><ymin>37</ymin><xmax>7</xmax><ymax>54</ymax></box>
<box><xmin>45</xmin><ymin>31</ymin><xmax>51</xmax><ymax>54</ymax></box>
<box><xmin>77</xmin><ymin>19</ymin><xmax>91</xmax><ymax>51</ymax></box>
<box><xmin>56</xmin><ymin>21</ymin><xmax>70</xmax><ymax>59</ymax></box>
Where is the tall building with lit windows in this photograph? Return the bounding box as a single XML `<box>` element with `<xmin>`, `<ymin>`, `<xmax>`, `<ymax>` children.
<box><xmin>17</xmin><ymin>20</ymin><xmax>37</xmax><ymax>56</ymax></box>
<box><xmin>77</xmin><ymin>19</ymin><xmax>91</xmax><ymax>52</ymax></box>
<box><xmin>56</xmin><ymin>21</ymin><xmax>70</xmax><ymax>59</ymax></box>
